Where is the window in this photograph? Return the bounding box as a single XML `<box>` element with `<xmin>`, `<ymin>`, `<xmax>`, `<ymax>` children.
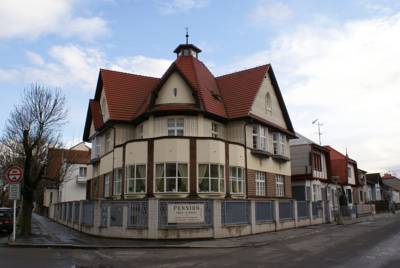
<box><xmin>276</xmin><ymin>175</ymin><xmax>285</xmax><ymax>197</ymax></box>
<box><xmin>137</xmin><ymin>124</ymin><xmax>144</xmax><ymax>139</ymax></box>
<box><xmin>360</xmin><ymin>190</ymin><xmax>364</xmax><ymax>202</ymax></box>
<box><xmin>313</xmin><ymin>153</ymin><xmax>322</xmax><ymax>171</ymax></box>
<box><xmin>346</xmin><ymin>189</ymin><xmax>353</xmax><ymax>203</ymax></box>
<box><xmin>104</xmin><ymin>174</ymin><xmax>110</xmax><ymax>197</ymax></box>
<box><xmin>255</xmin><ymin>171</ymin><xmax>266</xmax><ymax>196</ymax></box>
<box><xmin>211</xmin><ymin>123</ymin><xmax>219</xmax><ymax>138</ymax></box>
<box><xmin>104</xmin><ymin>131</ymin><xmax>112</xmax><ymax>152</ymax></box>
<box><xmin>252</xmin><ymin>125</ymin><xmax>267</xmax><ymax>151</ymax></box>
<box><xmin>79</xmin><ymin>167</ymin><xmax>87</xmax><ymax>177</ymax></box>
<box><xmin>113</xmin><ymin>168</ymin><xmax>123</xmax><ymax>195</ymax></box>
<box><xmin>273</xmin><ymin>133</ymin><xmax>285</xmax><ymax>155</ymax></box>
<box><xmin>348</xmin><ymin>167</ymin><xmax>353</xmax><ymax>179</ymax></box>
<box><xmin>92</xmin><ymin>136</ymin><xmax>101</xmax><ymax>159</ymax></box>
<box><xmin>312</xmin><ymin>184</ymin><xmax>320</xmax><ymax>201</ymax></box>
<box><xmin>155</xmin><ymin>163</ymin><xmax>188</xmax><ymax>193</ymax></box>
<box><xmin>198</xmin><ymin>164</ymin><xmax>225</xmax><ymax>193</ymax></box>
<box><xmin>173</xmin><ymin>88</ymin><xmax>177</xmax><ymax>97</ymax></box>
<box><xmin>126</xmin><ymin>164</ymin><xmax>146</xmax><ymax>194</ymax></box>
<box><xmin>230</xmin><ymin>167</ymin><xmax>244</xmax><ymax>194</ymax></box>
<box><xmin>265</xmin><ymin>92</ymin><xmax>272</xmax><ymax>115</ymax></box>
<box><xmin>167</xmin><ymin>118</ymin><xmax>184</xmax><ymax>136</ymax></box>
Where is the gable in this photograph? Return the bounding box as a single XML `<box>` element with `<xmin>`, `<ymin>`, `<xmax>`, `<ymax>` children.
<box><xmin>100</xmin><ymin>88</ymin><xmax>110</xmax><ymax>122</ymax></box>
<box><xmin>250</xmin><ymin>73</ymin><xmax>287</xmax><ymax>129</ymax></box>
<box><xmin>155</xmin><ymin>72</ymin><xmax>196</xmax><ymax>105</ymax></box>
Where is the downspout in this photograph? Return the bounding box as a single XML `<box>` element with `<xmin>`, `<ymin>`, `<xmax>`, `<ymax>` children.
<box><xmin>244</xmin><ymin>121</ymin><xmax>249</xmax><ymax>197</ymax></box>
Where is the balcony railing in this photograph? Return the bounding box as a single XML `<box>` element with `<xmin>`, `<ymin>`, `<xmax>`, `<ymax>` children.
<box><xmin>76</xmin><ymin>175</ymin><xmax>87</xmax><ymax>184</ymax></box>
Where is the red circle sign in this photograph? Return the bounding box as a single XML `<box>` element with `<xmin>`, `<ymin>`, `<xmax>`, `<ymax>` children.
<box><xmin>5</xmin><ymin>166</ymin><xmax>23</xmax><ymax>184</ymax></box>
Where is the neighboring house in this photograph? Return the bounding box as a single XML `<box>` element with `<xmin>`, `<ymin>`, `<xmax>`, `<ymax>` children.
<box><xmin>83</xmin><ymin>41</ymin><xmax>296</xmax><ymax>201</ymax></box>
<box><xmin>381</xmin><ymin>173</ymin><xmax>400</xmax><ymax>203</ymax></box>
<box><xmin>290</xmin><ymin>133</ymin><xmax>334</xmax><ymax>203</ymax></box>
<box><xmin>365</xmin><ymin>173</ymin><xmax>382</xmax><ymax>201</ymax></box>
<box><xmin>324</xmin><ymin>146</ymin><xmax>358</xmax><ymax>208</ymax></box>
<box><xmin>43</xmin><ymin>143</ymin><xmax>91</xmax><ymax>209</ymax></box>
<box><xmin>356</xmin><ymin>169</ymin><xmax>368</xmax><ymax>204</ymax></box>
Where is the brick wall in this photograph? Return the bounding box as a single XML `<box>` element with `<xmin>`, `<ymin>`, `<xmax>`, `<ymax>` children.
<box><xmin>247</xmin><ymin>169</ymin><xmax>256</xmax><ymax>197</ymax></box>
<box><xmin>284</xmin><ymin>175</ymin><xmax>292</xmax><ymax>198</ymax></box>
<box><xmin>266</xmin><ymin>172</ymin><xmax>276</xmax><ymax>197</ymax></box>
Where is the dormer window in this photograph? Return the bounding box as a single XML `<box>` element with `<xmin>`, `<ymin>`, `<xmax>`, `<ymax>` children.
<box><xmin>265</xmin><ymin>92</ymin><xmax>272</xmax><ymax>115</ymax></box>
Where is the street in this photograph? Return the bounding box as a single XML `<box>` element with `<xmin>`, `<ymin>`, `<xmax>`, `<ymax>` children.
<box><xmin>1</xmin><ymin>214</ymin><xmax>400</xmax><ymax>268</ymax></box>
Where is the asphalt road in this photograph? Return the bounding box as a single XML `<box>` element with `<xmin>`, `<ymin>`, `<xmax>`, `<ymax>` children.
<box><xmin>1</xmin><ymin>214</ymin><xmax>400</xmax><ymax>268</ymax></box>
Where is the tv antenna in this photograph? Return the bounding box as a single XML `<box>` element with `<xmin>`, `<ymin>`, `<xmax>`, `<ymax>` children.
<box><xmin>312</xmin><ymin>119</ymin><xmax>323</xmax><ymax>145</ymax></box>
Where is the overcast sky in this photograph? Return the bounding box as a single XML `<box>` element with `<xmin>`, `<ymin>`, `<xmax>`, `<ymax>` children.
<box><xmin>0</xmin><ymin>0</ymin><xmax>399</xmax><ymax>174</ymax></box>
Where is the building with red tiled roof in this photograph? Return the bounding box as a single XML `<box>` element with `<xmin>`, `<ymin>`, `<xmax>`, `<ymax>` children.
<box><xmin>83</xmin><ymin>41</ymin><xmax>296</xmax><ymax>202</ymax></box>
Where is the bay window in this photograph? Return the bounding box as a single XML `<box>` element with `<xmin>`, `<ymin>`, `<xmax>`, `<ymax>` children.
<box><xmin>255</xmin><ymin>171</ymin><xmax>266</xmax><ymax>196</ymax></box>
<box><xmin>276</xmin><ymin>175</ymin><xmax>285</xmax><ymax>197</ymax></box>
<box><xmin>252</xmin><ymin>125</ymin><xmax>267</xmax><ymax>151</ymax></box>
<box><xmin>126</xmin><ymin>164</ymin><xmax>146</xmax><ymax>194</ymax></box>
<box><xmin>198</xmin><ymin>164</ymin><xmax>225</xmax><ymax>193</ymax></box>
<box><xmin>155</xmin><ymin>163</ymin><xmax>188</xmax><ymax>193</ymax></box>
<box><xmin>273</xmin><ymin>133</ymin><xmax>285</xmax><ymax>155</ymax></box>
<box><xmin>230</xmin><ymin>166</ymin><xmax>244</xmax><ymax>194</ymax></box>
<box><xmin>113</xmin><ymin>168</ymin><xmax>123</xmax><ymax>195</ymax></box>
<box><xmin>167</xmin><ymin>118</ymin><xmax>184</xmax><ymax>136</ymax></box>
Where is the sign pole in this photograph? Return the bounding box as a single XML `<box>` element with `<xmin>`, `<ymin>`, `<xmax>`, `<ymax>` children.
<box><xmin>13</xmin><ymin>199</ymin><xmax>16</xmax><ymax>242</ymax></box>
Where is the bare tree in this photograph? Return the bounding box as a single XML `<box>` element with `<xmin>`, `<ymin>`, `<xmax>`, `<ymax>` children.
<box><xmin>1</xmin><ymin>84</ymin><xmax>67</xmax><ymax>236</ymax></box>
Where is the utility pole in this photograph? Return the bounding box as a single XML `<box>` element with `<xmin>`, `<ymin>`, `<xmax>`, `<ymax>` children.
<box><xmin>312</xmin><ymin>119</ymin><xmax>323</xmax><ymax>145</ymax></box>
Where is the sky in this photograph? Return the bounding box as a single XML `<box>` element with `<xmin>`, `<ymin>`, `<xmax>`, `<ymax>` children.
<box><xmin>0</xmin><ymin>0</ymin><xmax>399</xmax><ymax>174</ymax></box>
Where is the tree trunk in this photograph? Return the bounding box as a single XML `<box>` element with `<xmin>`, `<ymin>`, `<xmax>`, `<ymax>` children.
<box><xmin>19</xmin><ymin>195</ymin><xmax>34</xmax><ymax>237</ymax></box>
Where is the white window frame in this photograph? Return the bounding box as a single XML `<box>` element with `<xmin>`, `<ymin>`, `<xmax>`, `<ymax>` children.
<box><xmin>273</xmin><ymin>133</ymin><xmax>285</xmax><ymax>155</ymax></box>
<box><xmin>155</xmin><ymin>162</ymin><xmax>188</xmax><ymax>193</ymax></box>
<box><xmin>167</xmin><ymin>118</ymin><xmax>184</xmax><ymax>136</ymax></box>
<box><xmin>276</xmin><ymin>175</ymin><xmax>285</xmax><ymax>197</ymax></box>
<box><xmin>104</xmin><ymin>174</ymin><xmax>110</xmax><ymax>197</ymax></box>
<box><xmin>211</xmin><ymin>122</ymin><xmax>219</xmax><ymax>138</ymax></box>
<box><xmin>198</xmin><ymin>163</ymin><xmax>225</xmax><ymax>193</ymax></box>
<box><xmin>230</xmin><ymin>166</ymin><xmax>244</xmax><ymax>194</ymax></box>
<box><xmin>252</xmin><ymin>125</ymin><xmax>268</xmax><ymax>151</ymax></box>
<box><xmin>78</xmin><ymin>167</ymin><xmax>87</xmax><ymax>178</ymax></box>
<box><xmin>113</xmin><ymin>168</ymin><xmax>123</xmax><ymax>196</ymax></box>
<box><xmin>126</xmin><ymin>164</ymin><xmax>147</xmax><ymax>194</ymax></box>
<box><xmin>255</xmin><ymin>171</ymin><xmax>266</xmax><ymax>196</ymax></box>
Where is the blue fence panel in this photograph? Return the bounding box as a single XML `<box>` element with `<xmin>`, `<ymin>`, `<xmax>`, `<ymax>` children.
<box><xmin>222</xmin><ymin>200</ymin><xmax>250</xmax><ymax>225</ymax></box>
<box><xmin>128</xmin><ymin>201</ymin><xmax>148</xmax><ymax>228</ymax></box>
<box><xmin>82</xmin><ymin>201</ymin><xmax>94</xmax><ymax>226</ymax></box>
<box><xmin>67</xmin><ymin>202</ymin><xmax>73</xmax><ymax>222</ymax></box>
<box><xmin>255</xmin><ymin>201</ymin><xmax>274</xmax><ymax>223</ymax></box>
<box><xmin>159</xmin><ymin>200</ymin><xmax>213</xmax><ymax>229</ymax></box>
<box><xmin>110</xmin><ymin>205</ymin><xmax>123</xmax><ymax>227</ymax></box>
<box><xmin>279</xmin><ymin>201</ymin><xmax>293</xmax><ymax>220</ymax></box>
<box><xmin>100</xmin><ymin>202</ymin><xmax>108</xmax><ymax>227</ymax></box>
<box><xmin>312</xmin><ymin>201</ymin><xmax>322</xmax><ymax>218</ymax></box>
<box><xmin>297</xmin><ymin>201</ymin><xmax>309</xmax><ymax>218</ymax></box>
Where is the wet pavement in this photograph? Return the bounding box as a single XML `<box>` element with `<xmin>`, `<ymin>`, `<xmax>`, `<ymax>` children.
<box><xmin>0</xmin><ymin>213</ymin><xmax>400</xmax><ymax>267</ymax></box>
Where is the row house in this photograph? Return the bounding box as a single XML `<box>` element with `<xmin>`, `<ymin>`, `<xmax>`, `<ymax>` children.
<box><xmin>365</xmin><ymin>173</ymin><xmax>382</xmax><ymax>201</ymax></box>
<box><xmin>381</xmin><ymin>173</ymin><xmax>400</xmax><ymax>204</ymax></box>
<box><xmin>83</xmin><ymin>42</ymin><xmax>296</xmax><ymax>201</ymax></box>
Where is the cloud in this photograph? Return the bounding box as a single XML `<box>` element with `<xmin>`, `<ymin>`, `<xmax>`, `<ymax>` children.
<box><xmin>0</xmin><ymin>0</ymin><xmax>107</xmax><ymax>41</ymax></box>
<box><xmin>156</xmin><ymin>0</ymin><xmax>209</xmax><ymax>14</ymax></box>
<box><xmin>249</xmin><ymin>1</ymin><xmax>293</xmax><ymax>23</ymax></box>
<box><xmin>221</xmin><ymin>13</ymin><xmax>400</xmax><ymax>172</ymax></box>
<box><xmin>0</xmin><ymin>45</ymin><xmax>172</xmax><ymax>91</ymax></box>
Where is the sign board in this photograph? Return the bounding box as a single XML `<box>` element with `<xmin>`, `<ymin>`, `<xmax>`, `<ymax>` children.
<box><xmin>5</xmin><ymin>166</ymin><xmax>23</xmax><ymax>184</ymax></box>
<box><xmin>9</xmin><ymin>184</ymin><xmax>21</xmax><ymax>200</ymax></box>
<box><xmin>167</xmin><ymin>203</ymin><xmax>205</xmax><ymax>224</ymax></box>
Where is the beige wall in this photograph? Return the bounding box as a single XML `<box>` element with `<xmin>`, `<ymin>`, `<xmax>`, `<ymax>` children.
<box><xmin>250</xmin><ymin>75</ymin><xmax>287</xmax><ymax>129</ymax></box>
<box><xmin>155</xmin><ymin>72</ymin><xmax>196</xmax><ymax>105</ymax></box>
<box><xmin>115</xmin><ymin>124</ymin><xmax>135</xmax><ymax>145</ymax></box>
<box><xmin>226</xmin><ymin>121</ymin><xmax>245</xmax><ymax>144</ymax></box>
<box><xmin>154</xmin><ymin>139</ymin><xmax>190</xmax><ymax>163</ymax></box>
<box><xmin>154</xmin><ymin>116</ymin><xmax>198</xmax><ymax>137</ymax></box>
<box><xmin>100</xmin><ymin>152</ymin><xmax>114</xmax><ymax>175</ymax></box>
<box><xmin>197</xmin><ymin>139</ymin><xmax>225</xmax><ymax>164</ymax></box>
<box><xmin>229</xmin><ymin>144</ymin><xmax>245</xmax><ymax>167</ymax></box>
<box><xmin>126</xmin><ymin>141</ymin><xmax>148</xmax><ymax>165</ymax></box>
<box><xmin>100</xmin><ymin>88</ymin><xmax>110</xmax><ymax>122</ymax></box>
<box><xmin>246</xmin><ymin>149</ymin><xmax>291</xmax><ymax>176</ymax></box>
<box><xmin>114</xmin><ymin>147</ymin><xmax>123</xmax><ymax>168</ymax></box>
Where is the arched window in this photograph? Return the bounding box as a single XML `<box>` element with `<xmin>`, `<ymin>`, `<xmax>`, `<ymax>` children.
<box><xmin>265</xmin><ymin>92</ymin><xmax>272</xmax><ymax>115</ymax></box>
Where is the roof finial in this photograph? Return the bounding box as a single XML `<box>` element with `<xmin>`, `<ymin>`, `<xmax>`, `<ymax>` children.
<box><xmin>185</xmin><ymin>27</ymin><xmax>189</xmax><ymax>44</ymax></box>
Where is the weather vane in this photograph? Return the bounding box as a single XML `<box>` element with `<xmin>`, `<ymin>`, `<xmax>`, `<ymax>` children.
<box><xmin>185</xmin><ymin>27</ymin><xmax>189</xmax><ymax>44</ymax></box>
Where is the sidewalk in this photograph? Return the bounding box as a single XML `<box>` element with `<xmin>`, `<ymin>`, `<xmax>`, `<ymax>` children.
<box><xmin>7</xmin><ymin>212</ymin><xmax>395</xmax><ymax>249</ymax></box>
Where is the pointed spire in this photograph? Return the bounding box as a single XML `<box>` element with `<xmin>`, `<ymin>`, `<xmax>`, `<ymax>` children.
<box><xmin>185</xmin><ymin>27</ymin><xmax>189</xmax><ymax>44</ymax></box>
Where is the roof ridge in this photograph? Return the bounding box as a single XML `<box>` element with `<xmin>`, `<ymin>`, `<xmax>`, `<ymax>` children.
<box><xmin>216</xmin><ymin>64</ymin><xmax>270</xmax><ymax>79</ymax></box>
<box><xmin>100</xmin><ymin>68</ymin><xmax>160</xmax><ymax>80</ymax></box>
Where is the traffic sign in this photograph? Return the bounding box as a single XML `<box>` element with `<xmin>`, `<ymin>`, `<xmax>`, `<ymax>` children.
<box><xmin>5</xmin><ymin>166</ymin><xmax>23</xmax><ymax>184</ymax></box>
<box><xmin>9</xmin><ymin>184</ymin><xmax>21</xmax><ymax>200</ymax></box>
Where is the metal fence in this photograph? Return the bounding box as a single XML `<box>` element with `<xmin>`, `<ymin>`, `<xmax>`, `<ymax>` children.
<box><xmin>159</xmin><ymin>200</ymin><xmax>213</xmax><ymax>229</ymax></box>
<box><xmin>128</xmin><ymin>201</ymin><xmax>148</xmax><ymax>228</ymax></box>
<box><xmin>100</xmin><ymin>202</ymin><xmax>108</xmax><ymax>227</ymax></box>
<box><xmin>82</xmin><ymin>201</ymin><xmax>94</xmax><ymax>226</ymax></box>
<box><xmin>312</xmin><ymin>201</ymin><xmax>322</xmax><ymax>218</ymax></box>
<box><xmin>279</xmin><ymin>200</ymin><xmax>293</xmax><ymax>220</ymax></box>
<box><xmin>62</xmin><ymin>203</ymin><xmax>67</xmax><ymax>221</ymax></box>
<box><xmin>73</xmin><ymin>202</ymin><xmax>80</xmax><ymax>224</ymax></box>
<box><xmin>297</xmin><ymin>201</ymin><xmax>309</xmax><ymax>218</ymax></box>
<box><xmin>110</xmin><ymin>205</ymin><xmax>123</xmax><ymax>227</ymax></box>
<box><xmin>67</xmin><ymin>202</ymin><xmax>73</xmax><ymax>222</ymax></box>
<box><xmin>255</xmin><ymin>201</ymin><xmax>274</xmax><ymax>223</ymax></box>
<box><xmin>222</xmin><ymin>200</ymin><xmax>250</xmax><ymax>225</ymax></box>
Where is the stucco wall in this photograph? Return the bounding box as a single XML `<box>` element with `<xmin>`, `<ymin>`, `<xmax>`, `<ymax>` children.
<box><xmin>197</xmin><ymin>139</ymin><xmax>225</xmax><ymax>164</ymax></box>
<box><xmin>155</xmin><ymin>72</ymin><xmax>196</xmax><ymax>105</ymax></box>
<box><xmin>154</xmin><ymin>139</ymin><xmax>190</xmax><ymax>163</ymax></box>
<box><xmin>291</xmin><ymin>144</ymin><xmax>311</xmax><ymax>175</ymax></box>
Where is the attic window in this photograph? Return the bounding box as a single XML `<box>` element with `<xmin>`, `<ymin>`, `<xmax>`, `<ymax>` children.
<box><xmin>173</xmin><ymin>88</ymin><xmax>177</xmax><ymax>97</ymax></box>
<box><xmin>265</xmin><ymin>92</ymin><xmax>272</xmax><ymax>115</ymax></box>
